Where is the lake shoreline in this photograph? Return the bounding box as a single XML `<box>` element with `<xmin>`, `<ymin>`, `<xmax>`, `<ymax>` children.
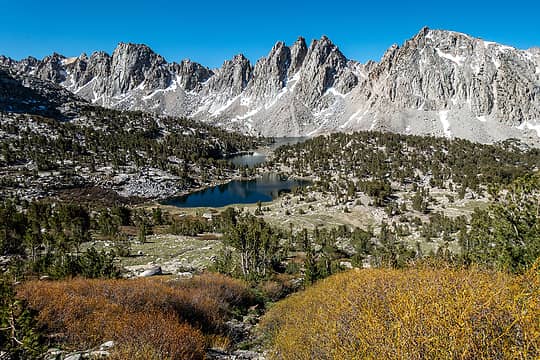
<box><xmin>140</xmin><ymin>137</ymin><xmax>311</xmax><ymax>209</ymax></box>
<box><xmin>159</xmin><ymin>172</ymin><xmax>312</xmax><ymax>208</ymax></box>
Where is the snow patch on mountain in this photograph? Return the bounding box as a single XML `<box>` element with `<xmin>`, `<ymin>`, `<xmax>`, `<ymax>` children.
<box><xmin>435</xmin><ymin>49</ymin><xmax>465</xmax><ymax>66</ymax></box>
<box><xmin>3</xmin><ymin>27</ymin><xmax>540</xmax><ymax>146</ymax></box>
<box><xmin>142</xmin><ymin>76</ymin><xmax>181</xmax><ymax>100</ymax></box>
<box><xmin>327</xmin><ymin>87</ymin><xmax>346</xmax><ymax>98</ymax></box>
<box><xmin>209</xmin><ymin>95</ymin><xmax>240</xmax><ymax>116</ymax></box>
<box><xmin>477</xmin><ymin>115</ymin><xmax>487</xmax><ymax>122</ymax></box>
<box><xmin>518</xmin><ymin>121</ymin><xmax>540</xmax><ymax>137</ymax></box>
<box><xmin>439</xmin><ymin>110</ymin><xmax>452</xmax><ymax>138</ymax></box>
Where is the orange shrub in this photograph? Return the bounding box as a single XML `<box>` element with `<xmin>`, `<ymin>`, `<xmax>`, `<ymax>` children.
<box><xmin>261</xmin><ymin>263</ymin><xmax>540</xmax><ymax>360</ymax></box>
<box><xmin>168</xmin><ymin>272</ymin><xmax>254</xmax><ymax>311</ymax></box>
<box><xmin>258</xmin><ymin>274</ymin><xmax>300</xmax><ymax>302</ymax></box>
<box><xmin>16</xmin><ymin>273</ymin><xmax>253</xmax><ymax>359</ymax></box>
<box><xmin>259</xmin><ymin>280</ymin><xmax>285</xmax><ymax>302</ymax></box>
<box><xmin>112</xmin><ymin>312</ymin><xmax>205</xmax><ymax>360</ymax></box>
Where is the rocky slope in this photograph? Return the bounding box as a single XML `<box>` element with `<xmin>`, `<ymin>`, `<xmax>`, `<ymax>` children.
<box><xmin>0</xmin><ymin>66</ymin><xmax>85</xmax><ymax>119</ymax></box>
<box><xmin>0</xmin><ymin>67</ymin><xmax>259</xmax><ymax>201</ymax></box>
<box><xmin>2</xmin><ymin>27</ymin><xmax>540</xmax><ymax>144</ymax></box>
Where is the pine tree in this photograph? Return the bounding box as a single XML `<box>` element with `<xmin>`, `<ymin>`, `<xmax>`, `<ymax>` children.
<box><xmin>137</xmin><ymin>218</ymin><xmax>147</xmax><ymax>244</ymax></box>
<box><xmin>0</xmin><ymin>277</ymin><xmax>44</xmax><ymax>358</ymax></box>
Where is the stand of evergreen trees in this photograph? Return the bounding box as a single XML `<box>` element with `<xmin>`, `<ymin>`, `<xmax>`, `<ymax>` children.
<box><xmin>273</xmin><ymin>131</ymin><xmax>539</xmax><ymax>201</ymax></box>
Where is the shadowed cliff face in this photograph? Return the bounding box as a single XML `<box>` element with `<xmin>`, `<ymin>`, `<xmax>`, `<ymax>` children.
<box><xmin>0</xmin><ymin>67</ymin><xmax>86</xmax><ymax>119</ymax></box>
<box><xmin>2</xmin><ymin>27</ymin><xmax>539</xmax><ymax>144</ymax></box>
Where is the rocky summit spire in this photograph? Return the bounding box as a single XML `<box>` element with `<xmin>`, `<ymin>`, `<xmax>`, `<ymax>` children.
<box><xmin>206</xmin><ymin>54</ymin><xmax>252</xmax><ymax>96</ymax></box>
<box><xmin>293</xmin><ymin>35</ymin><xmax>353</xmax><ymax>106</ymax></box>
<box><xmin>109</xmin><ymin>42</ymin><xmax>170</xmax><ymax>95</ymax></box>
<box><xmin>35</xmin><ymin>53</ymin><xmax>66</xmax><ymax>83</ymax></box>
<box><xmin>1</xmin><ymin>28</ymin><xmax>539</xmax><ymax>143</ymax></box>
<box><xmin>170</xmin><ymin>59</ymin><xmax>213</xmax><ymax>91</ymax></box>
<box><xmin>247</xmin><ymin>41</ymin><xmax>292</xmax><ymax>99</ymax></box>
<box><xmin>288</xmin><ymin>37</ymin><xmax>308</xmax><ymax>76</ymax></box>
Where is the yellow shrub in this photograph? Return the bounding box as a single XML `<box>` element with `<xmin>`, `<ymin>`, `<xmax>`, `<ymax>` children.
<box><xmin>261</xmin><ymin>264</ymin><xmax>540</xmax><ymax>360</ymax></box>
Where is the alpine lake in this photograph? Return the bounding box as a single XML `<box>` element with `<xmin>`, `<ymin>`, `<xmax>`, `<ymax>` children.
<box><xmin>161</xmin><ymin>138</ymin><xmax>310</xmax><ymax>208</ymax></box>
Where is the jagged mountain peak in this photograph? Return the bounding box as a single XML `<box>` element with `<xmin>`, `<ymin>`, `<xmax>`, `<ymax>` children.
<box><xmin>362</xmin><ymin>26</ymin><xmax>540</xmax><ymax>138</ymax></box>
<box><xmin>42</xmin><ymin>52</ymin><xmax>66</xmax><ymax>61</ymax></box>
<box><xmin>111</xmin><ymin>42</ymin><xmax>167</xmax><ymax>67</ymax></box>
<box><xmin>114</xmin><ymin>42</ymin><xmax>159</xmax><ymax>54</ymax></box>
<box><xmin>292</xmin><ymin>34</ymin><xmax>355</xmax><ymax>104</ymax></box>
<box><xmin>245</xmin><ymin>41</ymin><xmax>292</xmax><ymax>102</ymax></box>
<box><xmin>108</xmin><ymin>42</ymin><xmax>170</xmax><ymax>95</ymax></box>
<box><xmin>309</xmin><ymin>35</ymin><xmax>340</xmax><ymax>51</ymax></box>
<box><xmin>35</xmin><ymin>52</ymin><xmax>68</xmax><ymax>83</ymax></box>
<box><xmin>414</xmin><ymin>26</ymin><xmax>471</xmax><ymax>40</ymax></box>
<box><xmin>270</xmin><ymin>41</ymin><xmax>286</xmax><ymax>51</ymax></box>
<box><xmin>289</xmin><ymin>37</ymin><xmax>308</xmax><ymax>76</ymax></box>
<box><xmin>409</xmin><ymin>26</ymin><xmax>526</xmax><ymax>55</ymax></box>
<box><xmin>90</xmin><ymin>50</ymin><xmax>111</xmax><ymax>58</ymax></box>
<box><xmin>305</xmin><ymin>35</ymin><xmax>348</xmax><ymax>72</ymax></box>
<box><xmin>1</xmin><ymin>29</ymin><xmax>539</xmax><ymax>145</ymax></box>
<box><xmin>230</xmin><ymin>53</ymin><xmax>250</xmax><ymax>63</ymax></box>
<box><xmin>317</xmin><ymin>35</ymin><xmax>331</xmax><ymax>43</ymax></box>
<box><xmin>0</xmin><ymin>66</ymin><xmax>86</xmax><ymax>118</ymax></box>
<box><xmin>204</xmin><ymin>53</ymin><xmax>252</xmax><ymax>96</ymax></box>
<box><xmin>291</xmin><ymin>36</ymin><xmax>308</xmax><ymax>51</ymax></box>
<box><xmin>294</xmin><ymin>36</ymin><xmax>306</xmax><ymax>44</ymax></box>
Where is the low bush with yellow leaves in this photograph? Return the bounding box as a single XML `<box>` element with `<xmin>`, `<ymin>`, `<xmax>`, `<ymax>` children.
<box><xmin>261</xmin><ymin>263</ymin><xmax>540</xmax><ymax>359</ymax></box>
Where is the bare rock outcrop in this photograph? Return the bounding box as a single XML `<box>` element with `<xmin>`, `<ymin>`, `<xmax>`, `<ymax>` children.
<box><xmin>2</xmin><ymin>27</ymin><xmax>539</xmax><ymax>144</ymax></box>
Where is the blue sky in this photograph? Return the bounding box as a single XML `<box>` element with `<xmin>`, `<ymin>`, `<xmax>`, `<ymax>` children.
<box><xmin>1</xmin><ymin>0</ymin><xmax>539</xmax><ymax>68</ymax></box>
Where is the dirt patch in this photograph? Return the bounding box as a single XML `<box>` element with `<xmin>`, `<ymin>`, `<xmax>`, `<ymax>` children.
<box><xmin>54</xmin><ymin>186</ymin><xmax>144</xmax><ymax>207</ymax></box>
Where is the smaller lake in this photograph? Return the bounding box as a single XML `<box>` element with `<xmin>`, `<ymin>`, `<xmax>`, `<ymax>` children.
<box><xmin>162</xmin><ymin>173</ymin><xmax>310</xmax><ymax>208</ymax></box>
<box><xmin>227</xmin><ymin>137</ymin><xmax>307</xmax><ymax>168</ymax></box>
<box><xmin>229</xmin><ymin>152</ymin><xmax>267</xmax><ymax>168</ymax></box>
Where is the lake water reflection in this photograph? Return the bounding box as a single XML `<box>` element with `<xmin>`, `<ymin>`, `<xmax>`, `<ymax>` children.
<box><xmin>162</xmin><ymin>173</ymin><xmax>310</xmax><ymax>208</ymax></box>
<box><xmin>229</xmin><ymin>152</ymin><xmax>267</xmax><ymax>168</ymax></box>
<box><xmin>228</xmin><ymin>137</ymin><xmax>307</xmax><ymax>168</ymax></box>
